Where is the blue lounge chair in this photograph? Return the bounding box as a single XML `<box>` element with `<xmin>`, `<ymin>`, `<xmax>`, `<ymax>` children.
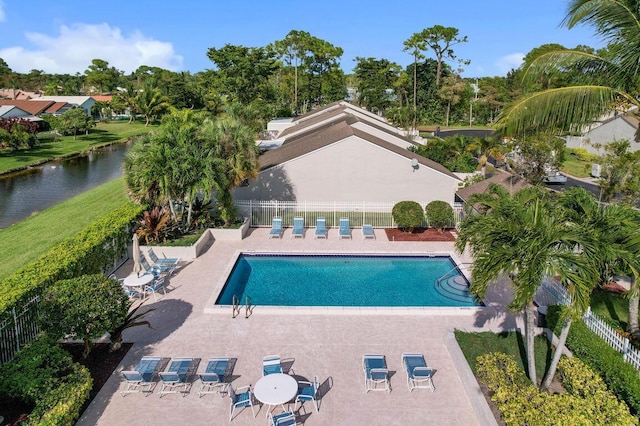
<box><xmin>339</xmin><ymin>217</ymin><xmax>351</xmax><ymax>239</ymax></box>
<box><xmin>147</xmin><ymin>249</ymin><xmax>180</xmax><ymax>266</ymax></box>
<box><xmin>269</xmin><ymin>217</ymin><xmax>283</xmax><ymax>239</ymax></box>
<box><xmin>363</xmin><ymin>354</ymin><xmax>390</xmax><ymax>393</ymax></box>
<box><xmin>268</xmin><ymin>411</ymin><xmax>296</xmax><ymax>426</ymax></box>
<box><xmin>362</xmin><ymin>224</ymin><xmax>376</xmax><ymax>240</ymax></box>
<box><xmin>158</xmin><ymin>357</ymin><xmax>194</xmax><ymax>397</ymax></box>
<box><xmin>229</xmin><ymin>384</ymin><xmax>256</xmax><ymax>421</ymax></box>
<box><xmin>120</xmin><ymin>356</ymin><xmax>161</xmax><ymax>395</ymax></box>
<box><xmin>263</xmin><ymin>355</ymin><xmax>283</xmax><ymax>376</ymax></box>
<box><xmin>402</xmin><ymin>352</ymin><xmax>435</xmax><ymax>392</ymax></box>
<box><xmin>314</xmin><ymin>217</ymin><xmax>327</xmax><ymax>239</ymax></box>
<box><xmin>198</xmin><ymin>357</ymin><xmax>230</xmax><ymax>397</ymax></box>
<box><xmin>294</xmin><ymin>375</ymin><xmax>319</xmax><ymax>413</ymax></box>
<box><xmin>291</xmin><ymin>216</ymin><xmax>304</xmax><ymax>239</ymax></box>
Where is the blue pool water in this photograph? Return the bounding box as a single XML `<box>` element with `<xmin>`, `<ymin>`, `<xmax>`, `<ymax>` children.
<box><xmin>216</xmin><ymin>254</ymin><xmax>480</xmax><ymax>307</ymax></box>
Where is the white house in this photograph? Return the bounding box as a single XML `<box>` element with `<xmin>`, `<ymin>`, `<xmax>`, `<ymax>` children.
<box><xmin>35</xmin><ymin>96</ymin><xmax>96</xmax><ymax>116</ymax></box>
<box><xmin>0</xmin><ymin>105</ymin><xmax>32</xmax><ymax>119</ymax></box>
<box><xmin>566</xmin><ymin>112</ymin><xmax>639</xmax><ymax>154</ymax></box>
<box><xmin>234</xmin><ymin>102</ymin><xmax>461</xmax><ymax>205</ymax></box>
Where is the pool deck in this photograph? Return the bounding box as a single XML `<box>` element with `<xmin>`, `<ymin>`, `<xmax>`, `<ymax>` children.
<box><xmin>78</xmin><ymin>227</ymin><xmax>520</xmax><ymax>426</ymax></box>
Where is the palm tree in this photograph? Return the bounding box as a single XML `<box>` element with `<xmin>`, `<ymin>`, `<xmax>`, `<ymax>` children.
<box><xmin>403</xmin><ymin>33</ymin><xmax>426</xmax><ymax>128</ymax></box>
<box><xmin>136</xmin><ymin>83</ymin><xmax>170</xmax><ymax>126</ymax></box>
<box><xmin>456</xmin><ymin>184</ymin><xmax>597</xmax><ymax>386</ymax></box>
<box><xmin>495</xmin><ymin>0</ymin><xmax>640</xmax><ymax>140</ymax></box>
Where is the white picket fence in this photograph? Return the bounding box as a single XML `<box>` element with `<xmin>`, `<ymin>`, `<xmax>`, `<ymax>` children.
<box><xmin>540</xmin><ymin>278</ymin><xmax>640</xmax><ymax>371</ymax></box>
<box><xmin>235</xmin><ymin>200</ymin><xmax>465</xmax><ymax>228</ymax></box>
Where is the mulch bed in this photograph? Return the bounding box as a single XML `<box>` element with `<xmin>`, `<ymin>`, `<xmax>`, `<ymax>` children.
<box><xmin>385</xmin><ymin>227</ymin><xmax>456</xmax><ymax>242</ymax></box>
<box><xmin>1</xmin><ymin>342</ymin><xmax>131</xmax><ymax>425</ymax></box>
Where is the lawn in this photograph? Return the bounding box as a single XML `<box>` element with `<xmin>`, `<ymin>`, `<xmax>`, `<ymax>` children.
<box><xmin>455</xmin><ymin>330</ymin><xmax>554</xmax><ymax>382</ymax></box>
<box><xmin>590</xmin><ymin>288</ymin><xmax>632</xmax><ymax>330</ymax></box>
<box><xmin>0</xmin><ymin>121</ymin><xmax>155</xmax><ymax>174</ymax></box>
<box><xmin>560</xmin><ymin>148</ymin><xmax>595</xmax><ymax>178</ymax></box>
<box><xmin>0</xmin><ymin>178</ymin><xmax>130</xmax><ymax>282</ymax></box>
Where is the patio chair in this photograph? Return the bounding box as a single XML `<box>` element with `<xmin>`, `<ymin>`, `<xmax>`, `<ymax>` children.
<box><xmin>291</xmin><ymin>216</ymin><xmax>304</xmax><ymax>239</ymax></box>
<box><xmin>294</xmin><ymin>375</ymin><xmax>319</xmax><ymax>413</ymax></box>
<box><xmin>339</xmin><ymin>217</ymin><xmax>352</xmax><ymax>239</ymax></box>
<box><xmin>363</xmin><ymin>354</ymin><xmax>390</xmax><ymax>393</ymax></box>
<box><xmin>139</xmin><ymin>255</ymin><xmax>165</xmax><ymax>276</ymax></box>
<box><xmin>263</xmin><ymin>355</ymin><xmax>283</xmax><ymax>376</ymax></box>
<box><xmin>147</xmin><ymin>249</ymin><xmax>181</xmax><ymax>266</ymax></box>
<box><xmin>158</xmin><ymin>357</ymin><xmax>194</xmax><ymax>397</ymax></box>
<box><xmin>269</xmin><ymin>217</ymin><xmax>283</xmax><ymax>239</ymax></box>
<box><xmin>144</xmin><ymin>277</ymin><xmax>166</xmax><ymax>301</ymax></box>
<box><xmin>362</xmin><ymin>224</ymin><xmax>376</xmax><ymax>240</ymax></box>
<box><xmin>198</xmin><ymin>357</ymin><xmax>230</xmax><ymax>397</ymax></box>
<box><xmin>268</xmin><ymin>410</ymin><xmax>297</xmax><ymax>426</ymax></box>
<box><xmin>229</xmin><ymin>384</ymin><xmax>257</xmax><ymax>421</ymax></box>
<box><xmin>402</xmin><ymin>352</ymin><xmax>435</xmax><ymax>392</ymax></box>
<box><xmin>314</xmin><ymin>217</ymin><xmax>327</xmax><ymax>239</ymax></box>
<box><xmin>120</xmin><ymin>356</ymin><xmax>161</xmax><ymax>396</ymax></box>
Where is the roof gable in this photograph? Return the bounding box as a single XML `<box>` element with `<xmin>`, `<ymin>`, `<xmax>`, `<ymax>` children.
<box><xmin>0</xmin><ymin>100</ymin><xmax>55</xmax><ymax>115</ymax></box>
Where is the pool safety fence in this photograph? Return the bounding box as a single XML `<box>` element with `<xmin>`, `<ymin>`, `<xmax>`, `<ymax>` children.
<box><xmin>235</xmin><ymin>200</ymin><xmax>464</xmax><ymax>229</ymax></box>
<box><xmin>0</xmin><ymin>294</ymin><xmax>41</xmax><ymax>366</ymax></box>
<box><xmin>538</xmin><ymin>278</ymin><xmax>640</xmax><ymax>372</ymax></box>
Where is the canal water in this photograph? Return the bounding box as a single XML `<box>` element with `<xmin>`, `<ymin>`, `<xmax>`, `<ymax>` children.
<box><xmin>0</xmin><ymin>143</ymin><xmax>129</xmax><ymax>229</ymax></box>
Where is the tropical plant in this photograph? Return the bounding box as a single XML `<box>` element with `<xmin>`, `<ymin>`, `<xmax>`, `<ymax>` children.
<box><xmin>108</xmin><ymin>300</ymin><xmax>154</xmax><ymax>352</ymax></box>
<box><xmin>455</xmin><ymin>184</ymin><xmax>597</xmax><ymax>386</ymax></box>
<box><xmin>136</xmin><ymin>207</ymin><xmax>170</xmax><ymax>244</ymax></box>
<box><xmin>391</xmin><ymin>201</ymin><xmax>424</xmax><ymax>232</ymax></box>
<box><xmin>425</xmin><ymin>200</ymin><xmax>454</xmax><ymax>232</ymax></box>
<box><xmin>38</xmin><ymin>274</ymin><xmax>130</xmax><ymax>358</ymax></box>
<box><xmin>135</xmin><ymin>83</ymin><xmax>170</xmax><ymax>126</ymax></box>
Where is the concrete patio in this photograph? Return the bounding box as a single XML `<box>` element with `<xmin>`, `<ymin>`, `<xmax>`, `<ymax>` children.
<box><xmin>77</xmin><ymin>227</ymin><xmax>519</xmax><ymax>425</ymax></box>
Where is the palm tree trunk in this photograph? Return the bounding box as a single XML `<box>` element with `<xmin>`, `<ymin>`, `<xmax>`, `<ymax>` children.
<box><xmin>541</xmin><ymin>316</ymin><xmax>572</xmax><ymax>390</ymax></box>
<box><xmin>629</xmin><ymin>290</ymin><xmax>639</xmax><ymax>334</ymax></box>
<box><xmin>525</xmin><ymin>302</ymin><xmax>537</xmax><ymax>384</ymax></box>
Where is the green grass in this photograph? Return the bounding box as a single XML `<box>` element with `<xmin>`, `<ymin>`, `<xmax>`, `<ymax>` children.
<box><xmin>0</xmin><ymin>178</ymin><xmax>130</xmax><ymax>282</ymax></box>
<box><xmin>455</xmin><ymin>330</ymin><xmax>554</xmax><ymax>381</ymax></box>
<box><xmin>560</xmin><ymin>148</ymin><xmax>594</xmax><ymax>178</ymax></box>
<box><xmin>0</xmin><ymin>121</ymin><xmax>155</xmax><ymax>174</ymax></box>
<box><xmin>590</xmin><ymin>289</ymin><xmax>632</xmax><ymax>330</ymax></box>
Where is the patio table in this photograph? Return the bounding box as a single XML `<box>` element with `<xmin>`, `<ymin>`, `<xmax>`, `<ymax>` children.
<box><xmin>253</xmin><ymin>373</ymin><xmax>297</xmax><ymax>417</ymax></box>
<box><xmin>123</xmin><ymin>273</ymin><xmax>154</xmax><ymax>299</ymax></box>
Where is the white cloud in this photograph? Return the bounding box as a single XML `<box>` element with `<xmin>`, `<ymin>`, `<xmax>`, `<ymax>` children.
<box><xmin>0</xmin><ymin>23</ymin><xmax>183</xmax><ymax>74</ymax></box>
<box><xmin>0</xmin><ymin>1</ymin><xmax>5</xmax><ymax>22</ymax></box>
<box><xmin>495</xmin><ymin>53</ymin><xmax>524</xmax><ymax>75</ymax></box>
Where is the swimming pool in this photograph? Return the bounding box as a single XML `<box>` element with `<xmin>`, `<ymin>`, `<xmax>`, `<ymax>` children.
<box><xmin>215</xmin><ymin>254</ymin><xmax>479</xmax><ymax>307</ymax></box>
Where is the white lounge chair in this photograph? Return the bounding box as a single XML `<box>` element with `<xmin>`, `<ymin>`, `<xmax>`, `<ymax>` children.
<box><xmin>314</xmin><ymin>217</ymin><xmax>327</xmax><ymax>239</ymax></box>
<box><xmin>291</xmin><ymin>217</ymin><xmax>304</xmax><ymax>239</ymax></box>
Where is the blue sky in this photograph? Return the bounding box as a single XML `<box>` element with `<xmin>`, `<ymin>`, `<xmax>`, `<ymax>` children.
<box><xmin>0</xmin><ymin>0</ymin><xmax>602</xmax><ymax>78</ymax></box>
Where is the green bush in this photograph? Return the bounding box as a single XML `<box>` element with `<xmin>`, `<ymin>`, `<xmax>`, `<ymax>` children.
<box><xmin>0</xmin><ymin>203</ymin><xmax>143</xmax><ymax>313</ymax></box>
<box><xmin>547</xmin><ymin>305</ymin><xmax>640</xmax><ymax>415</ymax></box>
<box><xmin>391</xmin><ymin>201</ymin><xmax>424</xmax><ymax>231</ymax></box>
<box><xmin>477</xmin><ymin>352</ymin><xmax>637</xmax><ymax>425</ymax></box>
<box><xmin>425</xmin><ymin>200</ymin><xmax>454</xmax><ymax>231</ymax></box>
<box><xmin>570</xmin><ymin>147</ymin><xmax>598</xmax><ymax>162</ymax></box>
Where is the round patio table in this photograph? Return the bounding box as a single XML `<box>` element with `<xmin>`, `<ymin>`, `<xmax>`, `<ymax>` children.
<box><xmin>253</xmin><ymin>373</ymin><xmax>297</xmax><ymax>417</ymax></box>
<box><xmin>123</xmin><ymin>272</ymin><xmax>154</xmax><ymax>288</ymax></box>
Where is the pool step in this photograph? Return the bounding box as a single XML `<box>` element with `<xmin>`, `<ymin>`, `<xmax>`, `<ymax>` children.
<box><xmin>435</xmin><ymin>276</ymin><xmax>474</xmax><ymax>303</ymax></box>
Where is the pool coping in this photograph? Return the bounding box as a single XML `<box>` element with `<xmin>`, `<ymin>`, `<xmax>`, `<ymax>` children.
<box><xmin>203</xmin><ymin>249</ymin><xmax>487</xmax><ymax>315</ymax></box>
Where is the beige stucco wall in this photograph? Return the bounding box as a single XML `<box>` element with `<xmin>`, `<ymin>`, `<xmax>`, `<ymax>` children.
<box><xmin>234</xmin><ymin>135</ymin><xmax>460</xmax><ymax>204</ymax></box>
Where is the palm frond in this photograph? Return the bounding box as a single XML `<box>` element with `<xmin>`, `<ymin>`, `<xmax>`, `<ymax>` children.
<box><xmin>522</xmin><ymin>50</ymin><xmax>611</xmax><ymax>87</ymax></box>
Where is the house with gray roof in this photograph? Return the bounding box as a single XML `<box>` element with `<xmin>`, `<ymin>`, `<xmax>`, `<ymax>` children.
<box><xmin>234</xmin><ymin>102</ymin><xmax>461</xmax><ymax>205</ymax></box>
<box><xmin>566</xmin><ymin>111</ymin><xmax>639</xmax><ymax>154</ymax></box>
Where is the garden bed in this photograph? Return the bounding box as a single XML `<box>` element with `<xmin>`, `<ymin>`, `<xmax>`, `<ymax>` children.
<box><xmin>385</xmin><ymin>227</ymin><xmax>456</xmax><ymax>241</ymax></box>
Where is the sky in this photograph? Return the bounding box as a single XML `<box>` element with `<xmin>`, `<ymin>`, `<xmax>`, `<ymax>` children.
<box><xmin>0</xmin><ymin>0</ymin><xmax>604</xmax><ymax>78</ymax></box>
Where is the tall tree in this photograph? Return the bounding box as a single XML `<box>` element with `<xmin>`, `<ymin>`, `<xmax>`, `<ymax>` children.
<box><xmin>353</xmin><ymin>57</ymin><xmax>401</xmax><ymax>114</ymax></box>
<box><xmin>135</xmin><ymin>83</ymin><xmax>170</xmax><ymax>126</ymax></box>
<box><xmin>417</xmin><ymin>25</ymin><xmax>468</xmax><ymax>87</ymax></box>
<box><xmin>403</xmin><ymin>33</ymin><xmax>426</xmax><ymax>126</ymax></box>
<box><xmin>437</xmin><ymin>73</ymin><xmax>466</xmax><ymax>126</ymax></box>
<box><xmin>495</xmin><ymin>0</ymin><xmax>640</xmax><ymax>141</ymax></box>
<box><xmin>84</xmin><ymin>59</ymin><xmax>122</xmax><ymax>94</ymax></box>
<box><xmin>271</xmin><ymin>30</ymin><xmax>311</xmax><ymax>113</ymax></box>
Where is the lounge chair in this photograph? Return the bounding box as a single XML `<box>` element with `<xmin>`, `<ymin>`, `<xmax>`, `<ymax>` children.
<box><xmin>294</xmin><ymin>375</ymin><xmax>319</xmax><ymax>413</ymax></box>
<box><xmin>120</xmin><ymin>356</ymin><xmax>161</xmax><ymax>396</ymax></box>
<box><xmin>291</xmin><ymin>216</ymin><xmax>304</xmax><ymax>239</ymax></box>
<box><xmin>158</xmin><ymin>357</ymin><xmax>194</xmax><ymax>397</ymax></box>
<box><xmin>362</xmin><ymin>224</ymin><xmax>376</xmax><ymax>240</ymax></box>
<box><xmin>229</xmin><ymin>384</ymin><xmax>256</xmax><ymax>421</ymax></box>
<box><xmin>144</xmin><ymin>277</ymin><xmax>166</xmax><ymax>301</ymax></box>
<box><xmin>140</xmin><ymin>255</ymin><xmax>171</xmax><ymax>275</ymax></box>
<box><xmin>268</xmin><ymin>410</ymin><xmax>296</xmax><ymax>426</ymax></box>
<box><xmin>147</xmin><ymin>249</ymin><xmax>180</xmax><ymax>266</ymax></box>
<box><xmin>263</xmin><ymin>355</ymin><xmax>283</xmax><ymax>376</ymax></box>
<box><xmin>198</xmin><ymin>357</ymin><xmax>230</xmax><ymax>397</ymax></box>
<box><xmin>269</xmin><ymin>217</ymin><xmax>283</xmax><ymax>239</ymax></box>
<box><xmin>338</xmin><ymin>217</ymin><xmax>351</xmax><ymax>239</ymax></box>
<box><xmin>314</xmin><ymin>217</ymin><xmax>327</xmax><ymax>239</ymax></box>
<box><xmin>402</xmin><ymin>352</ymin><xmax>435</xmax><ymax>392</ymax></box>
<box><xmin>363</xmin><ymin>354</ymin><xmax>390</xmax><ymax>393</ymax></box>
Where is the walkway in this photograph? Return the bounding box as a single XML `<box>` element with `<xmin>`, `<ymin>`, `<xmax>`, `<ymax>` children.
<box><xmin>77</xmin><ymin>227</ymin><xmax>519</xmax><ymax>425</ymax></box>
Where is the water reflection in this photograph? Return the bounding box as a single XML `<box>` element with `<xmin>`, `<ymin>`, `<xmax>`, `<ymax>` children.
<box><xmin>0</xmin><ymin>143</ymin><xmax>129</xmax><ymax>229</ymax></box>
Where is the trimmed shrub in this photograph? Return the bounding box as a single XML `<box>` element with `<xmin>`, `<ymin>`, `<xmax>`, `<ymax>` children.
<box><xmin>425</xmin><ymin>200</ymin><xmax>454</xmax><ymax>232</ymax></box>
<box><xmin>391</xmin><ymin>201</ymin><xmax>424</xmax><ymax>232</ymax></box>
<box><xmin>547</xmin><ymin>305</ymin><xmax>640</xmax><ymax>415</ymax></box>
<box><xmin>0</xmin><ymin>203</ymin><xmax>143</xmax><ymax>313</ymax></box>
<box><xmin>477</xmin><ymin>352</ymin><xmax>637</xmax><ymax>425</ymax></box>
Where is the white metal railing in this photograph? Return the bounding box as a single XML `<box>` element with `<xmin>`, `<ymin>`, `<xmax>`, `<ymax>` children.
<box><xmin>538</xmin><ymin>278</ymin><xmax>640</xmax><ymax>371</ymax></box>
<box><xmin>235</xmin><ymin>200</ymin><xmax>464</xmax><ymax>229</ymax></box>
<box><xmin>0</xmin><ymin>295</ymin><xmax>41</xmax><ymax>366</ymax></box>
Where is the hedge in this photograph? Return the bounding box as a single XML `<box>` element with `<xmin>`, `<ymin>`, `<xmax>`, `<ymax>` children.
<box><xmin>547</xmin><ymin>305</ymin><xmax>640</xmax><ymax>415</ymax></box>
<box><xmin>0</xmin><ymin>203</ymin><xmax>143</xmax><ymax>313</ymax></box>
<box><xmin>477</xmin><ymin>352</ymin><xmax>637</xmax><ymax>425</ymax></box>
